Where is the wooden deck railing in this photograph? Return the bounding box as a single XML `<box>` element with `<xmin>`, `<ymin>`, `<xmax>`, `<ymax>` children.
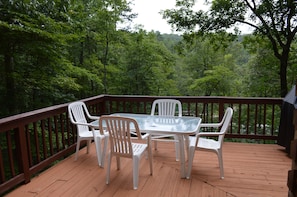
<box><xmin>0</xmin><ymin>95</ymin><xmax>282</xmax><ymax>195</ymax></box>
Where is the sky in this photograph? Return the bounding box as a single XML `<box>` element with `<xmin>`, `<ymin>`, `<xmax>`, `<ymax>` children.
<box><xmin>129</xmin><ymin>0</ymin><xmax>253</xmax><ymax>34</ymax></box>
<box><xmin>130</xmin><ymin>0</ymin><xmax>180</xmax><ymax>33</ymax></box>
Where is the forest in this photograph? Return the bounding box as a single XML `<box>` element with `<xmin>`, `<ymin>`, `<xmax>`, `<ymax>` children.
<box><xmin>0</xmin><ymin>0</ymin><xmax>297</xmax><ymax>118</ymax></box>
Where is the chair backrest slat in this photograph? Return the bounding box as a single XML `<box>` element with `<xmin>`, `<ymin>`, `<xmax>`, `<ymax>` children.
<box><xmin>151</xmin><ymin>99</ymin><xmax>182</xmax><ymax>117</ymax></box>
<box><xmin>100</xmin><ymin>116</ymin><xmax>141</xmax><ymax>158</ymax></box>
<box><xmin>68</xmin><ymin>101</ymin><xmax>90</xmax><ymax>132</ymax></box>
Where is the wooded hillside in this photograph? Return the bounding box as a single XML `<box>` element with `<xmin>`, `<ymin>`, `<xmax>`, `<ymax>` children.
<box><xmin>0</xmin><ymin>1</ymin><xmax>296</xmax><ymax>118</ymax></box>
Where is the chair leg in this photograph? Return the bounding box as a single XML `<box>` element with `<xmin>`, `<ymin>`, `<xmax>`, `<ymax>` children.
<box><xmin>74</xmin><ymin>138</ymin><xmax>81</xmax><ymax>161</ymax></box>
<box><xmin>154</xmin><ymin>141</ymin><xmax>158</xmax><ymax>150</ymax></box>
<box><xmin>217</xmin><ymin>149</ymin><xmax>224</xmax><ymax>179</ymax></box>
<box><xmin>116</xmin><ymin>156</ymin><xmax>121</xmax><ymax>170</ymax></box>
<box><xmin>86</xmin><ymin>140</ymin><xmax>91</xmax><ymax>154</ymax></box>
<box><xmin>148</xmin><ymin>147</ymin><xmax>153</xmax><ymax>175</ymax></box>
<box><xmin>106</xmin><ymin>153</ymin><xmax>112</xmax><ymax>185</ymax></box>
<box><xmin>133</xmin><ymin>156</ymin><xmax>140</xmax><ymax>190</ymax></box>
<box><xmin>102</xmin><ymin>135</ymin><xmax>109</xmax><ymax>167</ymax></box>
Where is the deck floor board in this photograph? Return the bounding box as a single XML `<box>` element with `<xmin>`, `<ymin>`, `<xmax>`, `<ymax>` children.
<box><xmin>6</xmin><ymin>142</ymin><xmax>291</xmax><ymax>197</ymax></box>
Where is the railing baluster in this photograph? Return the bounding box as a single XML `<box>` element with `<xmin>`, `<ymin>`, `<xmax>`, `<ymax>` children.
<box><xmin>33</xmin><ymin>122</ymin><xmax>40</xmax><ymax>163</ymax></box>
<box><xmin>7</xmin><ymin>131</ymin><xmax>14</xmax><ymax>177</ymax></box>
<box><xmin>263</xmin><ymin>104</ymin><xmax>267</xmax><ymax>136</ymax></box>
<box><xmin>25</xmin><ymin>125</ymin><xmax>33</xmax><ymax>167</ymax></box>
<box><xmin>60</xmin><ymin>114</ymin><xmax>65</xmax><ymax>150</ymax></box>
<box><xmin>48</xmin><ymin>118</ymin><xmax>53</xmax><ymax>156</ymax></box>
<box><xmin>0</xmin><ymin>134</ymin><xmax>5</xmax><ymax>183</ymax></box>
<box><xmin>41</xmin><ymin>120</ymin><xmax>47</xmax><ymax>159</ymax></box>
<box><xmin>54</xmin><ymin>116</ymin><xmax>59</xmax><ymax>152</ymax></box>
<box><xmin>254</xmin><ymin>104</ymin><xmax>258</xmax><ymax>136</ymax></box>
<box><xmin>271</xmin><ymin>104</ymin><xmax>275</xmax><ymax>136</ymax></box>
<box><xmin>246</xmin><ymin>104</ymin><xmax>250</xmax><ymax>135</ymax></box>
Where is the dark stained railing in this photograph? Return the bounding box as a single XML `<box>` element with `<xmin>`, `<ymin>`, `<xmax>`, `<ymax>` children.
<box><xmin>0</xmin><ymin>95</ymin><xmax>282</xmax><ymax>195</ymax></box>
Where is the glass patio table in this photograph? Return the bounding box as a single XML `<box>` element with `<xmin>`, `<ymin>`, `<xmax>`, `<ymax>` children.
<box><xmin>91</xmin><ymin>113</ymin><xmax>202</xmax><ymax>178</ymax></box>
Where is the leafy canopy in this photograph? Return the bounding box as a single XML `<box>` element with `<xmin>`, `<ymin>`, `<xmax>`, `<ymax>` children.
<box><xmin>162</xmin><ymin>0</ymin><xmax>297</xmax><ymax>97</ymax></box>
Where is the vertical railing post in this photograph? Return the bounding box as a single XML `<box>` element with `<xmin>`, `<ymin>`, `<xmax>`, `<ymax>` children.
<box><xmin>17</xmin><ymin>125</ymin><xmax>30</xmax><ymax>183</ymax></box>
<box><xmin>219</xmin><ymin>98</ymin><xmax>225</xmax><ymax>120</ymax></box>
<box><xmin>100</xmin><ymin>99</ymin><xmax>106</xmax><ymax>114</ymax></box>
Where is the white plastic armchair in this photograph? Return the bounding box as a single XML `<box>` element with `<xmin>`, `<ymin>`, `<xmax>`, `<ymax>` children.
<box><xmin>99</xmin><ymin>116</ymin><xmax>153</xmax><ymax>190</ymax></box>
<box><xmin>150</xmin><ymin>99</ymin><xmax>182</xmax><ymax>161</ymax></box>
<box><xmin>187</xmin><ymin>107</ymin><xmax>233</xmax><ymax>179</ymax></box>
<box><xmin>68</xmin><ymin>101</ymin><xmax>108</xmax><ymax>167</ymax></box>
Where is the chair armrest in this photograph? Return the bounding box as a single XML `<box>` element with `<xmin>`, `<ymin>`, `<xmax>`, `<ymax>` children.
<box><xmin>131</xmin><ymin>132</ymin><xmax>150</xmax><ymax>140</ymax></box>
<box><xmin>72</xmin><ymin>122</ymin><xmax>93</xmax><ymax>127</ymax></box>
<box><xmin>197</xmin><ymin>132</ymin><xmax>223</xmax><ymax>137</ymax></box>
<box><xmin>200</xmin><ymin>123</ymin><xmax>222</xmax><ymax>128</ymax></box>
<box><xmin>140</xmin><ymin>133</ymin><xmax>150</xmax><ymax>140</ymax></box>
<box><xmin>88</xmin><ymin>115</ymin><xmax>100</xmax><ymax>120</ymax></box>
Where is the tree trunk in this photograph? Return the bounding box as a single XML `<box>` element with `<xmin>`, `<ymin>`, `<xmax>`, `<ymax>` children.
<box><xmin>102</xmin><ymin>32</ymin><xmax>109</xmax><ymax>94</ymax></box>
<box><xmin>4</xmin><ymin>47</ymin><xmax>17</xmax><ymax>115</ymax></box>
<box><xmin>280</xmin><ymin>49</ymin><xmax>289</xmax><ymax>98</ymax></box>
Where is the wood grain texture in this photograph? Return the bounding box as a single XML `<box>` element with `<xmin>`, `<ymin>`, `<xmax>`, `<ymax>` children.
<box><xmin>6</xmin><ymin>142</ymin><xmax>290</xmax><ymax>197</ymax></box>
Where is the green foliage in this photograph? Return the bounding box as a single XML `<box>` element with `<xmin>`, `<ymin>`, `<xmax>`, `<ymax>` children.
<box><xmin>1</xmin><ymin>0</ymin><xmax>295</xmax><ymax>118</ymax></box>
<box><xmin>162</xmin><ymin>0</ymin><xmax>297</xmax><ymax>97</ymax></box>
<box><xmin>190</xmin><ymin>55</ymin><xmax>238</xmax><ymax>96</ymax></box>
<box><xmin>0</xmin><ymin>0</ymin><xmax>74</xmax><ymax>116</ymax></box>
<box><xmin>115</xmin><ymin>31</ymin><xmax>178</xmax><ymax>95</ymax></box>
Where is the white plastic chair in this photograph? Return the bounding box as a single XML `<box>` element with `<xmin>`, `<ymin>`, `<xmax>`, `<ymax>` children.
<box><xmin>150</xmin><ymin>99</ymin><xmax>182</xmax><ymax>161</ymax></box>
<box><xmin>68</xmin><ymin>101</ymin><xmax>108</xmax><ymax>167</ymax></box>
<box><xmin>187</xmin><ymin>107</ymin><xmax>233</xmax><ymax>179</ymax></box>
<box><xmin>100</xmin><ymin>115</ymin><xmax>153</xmax><ymax>190</ymax></box>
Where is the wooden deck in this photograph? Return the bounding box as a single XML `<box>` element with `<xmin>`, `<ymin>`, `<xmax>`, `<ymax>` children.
<box><xmin>6</xmin><ymin>142</ymin><xmax>291</xmax><ymax>197</ymax></box>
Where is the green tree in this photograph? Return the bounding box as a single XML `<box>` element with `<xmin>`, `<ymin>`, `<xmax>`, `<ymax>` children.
<box><xmin>67</xmin><ymin>0</ymin><xmax>135</xmax><ymax>94</ymax></box>
<box><xmin>242</xmin><ymin>36</ymin><xmax>281</xmax><ymax>97</ymax></box>
<box><xmin>174</xmin><ymin>33</ymin><xmax>242</xmax><ymax>96</ymax></box>
<box><xmin>189</xmin><ymin>52</ymin><xmax>239</xmax><ymax>96</ymax></box>
<box><xmin>119</xmin><ymin>30</ymin><xmax>178</xmax><ymax>95</ymax></box>
<box><xmin>162</xmin><ymin>0</ymin><xmax>297</xmax><ymax>97</ymax></box>
<box><xmin>0</xmin><ymin>0</ymin><xmax>73</xmax><ymax>116</ymax></box>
